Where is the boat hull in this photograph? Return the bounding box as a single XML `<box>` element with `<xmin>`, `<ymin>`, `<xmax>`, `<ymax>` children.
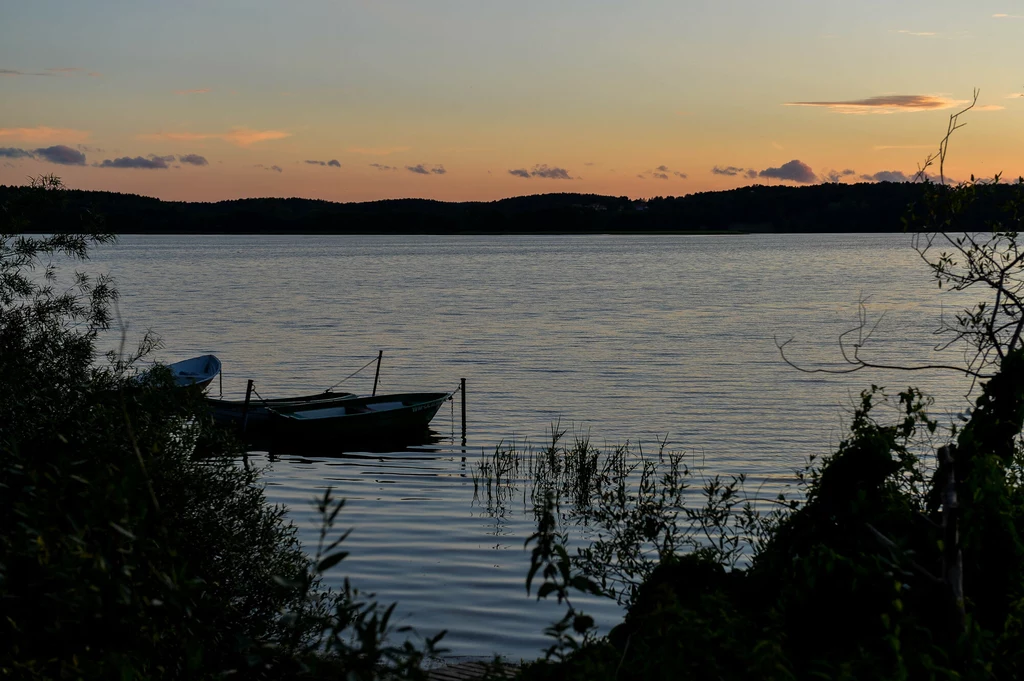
<box><xmin>205</xmin><ymin>391</ymin><xmax>357</xmax><ymax>431</ymax></box>
<box><xmin>266</xmin><ymin>392</ymin><xmax>451</xmax><ymax>445</ymax></box>
<box><xmin>167</xmin><ymin>354</ymin><xmax>221</xmax><ymax>391</ymax></box>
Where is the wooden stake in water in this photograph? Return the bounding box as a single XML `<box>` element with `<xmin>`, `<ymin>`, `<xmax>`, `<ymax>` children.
<box><xmin>461</xmin><ymin>377</ymin><xmax>466</xmax><ymax>443</ymax></box>
<box><xmin>372</xmin><ymin>350</ymin><xmax>383</xmax><ymax>396</ymax></box>
<box><xmin>240</xmin><ymin>379</ymin><xmax>254</xmax><ymax>434</ymax></box>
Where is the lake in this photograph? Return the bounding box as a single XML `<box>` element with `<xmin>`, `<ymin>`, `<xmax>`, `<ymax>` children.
<box><xmin>90</xmin><ymin>233</ymin><xmax>975</xmax><ymax>661</ymax></box>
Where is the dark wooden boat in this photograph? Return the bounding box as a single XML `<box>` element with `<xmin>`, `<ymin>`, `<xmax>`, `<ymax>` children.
<box><xmin>205</xmin><ymin>391</ymin><xmax>357</xmax><ymax>431</ymax></box>
<box><xmin>265</xmin><ymin>391</ymin><xmax>451</xmax><ymax>443</ymax></box>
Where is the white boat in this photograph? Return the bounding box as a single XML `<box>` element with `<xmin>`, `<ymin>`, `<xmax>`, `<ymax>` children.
<box><xmin>166</xmin><ymin>354</ymin><xmax>222</xmax><ymax>390</ymax></box>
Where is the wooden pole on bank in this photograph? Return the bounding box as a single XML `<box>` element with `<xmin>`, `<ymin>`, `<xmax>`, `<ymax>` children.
<box><xmin>372</xmin><ymin>350</ymin><xmax>383</xmax><ymax>397</ymax></box>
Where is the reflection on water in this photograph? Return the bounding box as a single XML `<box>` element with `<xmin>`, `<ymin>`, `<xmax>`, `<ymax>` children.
<box><xmin>257</xmin><ymin>426</ymin><xmax>450</xmax><ymax>459</ymax></box>
<box><xmin>91</xmin><ymin>233</ymin><xmax>976</xmax><ymax>659</ymax></box>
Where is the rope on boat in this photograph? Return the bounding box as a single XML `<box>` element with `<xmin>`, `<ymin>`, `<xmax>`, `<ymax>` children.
<box><xmin>250</xmin><ymin>384</ymin><xmax>269</xmax><ymax>405</ymax></box>
<box><xmin>325</xmin><ymin>355</ymin><xmax>382</xmax><ymax>392</ymax></box>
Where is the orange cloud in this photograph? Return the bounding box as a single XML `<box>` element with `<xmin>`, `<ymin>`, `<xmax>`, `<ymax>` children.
<box><xmin>346</xmin><ymin>146</ymin><xmax>411</xmax><ymax>155</ymax></box>
<box><xmin>976</xmin><ymin>104</ymin><xmax>1006</xmax><ymax>111</ymax></box>
<box><xmin>142</xmin><ymin>127</ymin><xmax>291</xmax><ymax>146</ymax></box>
<box><xmin>0</xmin><ymin>126</ymin><xmax>91</xmax><ymax>142</ymax></box>
<box><xmin>785</xmin><ymin>94</ymin><xmax>968</xmax><ymax>114</ymax></box>
<box><xmin>173</xmin><ymin>87</ymin><xmax>212</xmax><ymax>95</ymax></box>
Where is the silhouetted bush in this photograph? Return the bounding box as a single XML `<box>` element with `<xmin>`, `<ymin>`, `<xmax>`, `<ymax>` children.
<box><xmin>515</xmin><ymin>178</ymin><xmax>1024</xmax><ymax>680</ymax></box>
<box><xmin>0</xmin><ymin>177</ymin><xmax>441</xmax><ymax>680</ymax></box>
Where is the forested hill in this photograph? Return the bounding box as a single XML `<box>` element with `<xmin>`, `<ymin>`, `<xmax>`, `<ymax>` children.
<box><xmin>1</xmin><ymin>182</ymin><xmax>1017</xmax><ymax>234</ymax></box>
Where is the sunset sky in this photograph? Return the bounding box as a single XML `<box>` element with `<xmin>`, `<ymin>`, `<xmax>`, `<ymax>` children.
<box><xmin>1</xmin><ymin>0</ymin><xmax>1021</xmax><ymax>203</ymax></box>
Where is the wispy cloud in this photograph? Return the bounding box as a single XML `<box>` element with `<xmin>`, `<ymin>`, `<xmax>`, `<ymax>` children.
<box><xmin>178</xmin><ymin>153</ymin><xmax>208</xmax><ymax>166</ymax></box>
<box><xmin>532</xmin><ymin>164</ymin><xmax>572</xmax><ymax>179</ymax></box>
<box><xmin>304</xmin><ymin>159</ymin><xmax>341</xmax><ymax>167</ymax></box>
<box><xmin>976</xmin><ymin>104</ymin><xmax>1006</xmax><ymax>111</ymax></box>
<box><xmin>821</xmin><ymin>168</ymin><xmax>857</xmax><ymax>183</ymax></box>
<box><xmin>894</xmin><ymin>29</ymin><xmax>938</xmax><ymax>36</ymax></box>
<box><xmin>758</xmin><ymin>159</ymin><xmax>816</xmax><ymax>183</ymax></box>
<box><xmin>174</xmin><ymin>88</ymin><xmax>212</xmax><ymax>95</ymax></box>
<box><xmin>0</xmin><ymin>147</ymin><xmax>35</xmax><ymax>159</ymax></box>
<box><xmin>993</xmin><ymin>13</ymin><xmax>1024</xmax><ymax>18</ymax></box>
<box><xmin>0</xmin><ymin>68</ymin><xmax>51</xmax><ymax>76</ymax></box>
<box><xmin>33</xmin><ymin>145</ymin><xmax>87</xmax><ymax>166</ymax></box>
<box><xmin>407</xmin><ymin>163</ymin><xmax>446</xmax><ymax>175</ymax></box>
<box><xmin>96</xmin><ymin>155</ymin><xmax>171</xmax><ymax>170</ymax></box>
<box><xmin>254</xmin><ymin>164</ymin><xmax>283</xmax><ymax>173</ymax></box>
<box><xmin>711</xmin><ymin>166</ymin><xmax>758</xmax><ymax>179</ymax></box>
<box><xmin>369</xmin><ymin>163</ymin><xmax>397</xmax><ymax>171</ymax></box>
<box><xmin>785</xmin><ymin>94</ymin><xmax>968</xmax><ymax>114</ymax></box>
<box><xmin>1006</xmin><ymin>92</ymin><xmax>1024</xmax><ymax>99</ymax></box>
<box><xmin>508</xmin><ymin>164</ymin><xmax>575</xmax><ymax>180</ymax></box>
<box><xmin>1</xmin><ymin>66</ymin><xmax>96</xmax><ymax>77</ymax></box>
<box><xmin>0</xmin><ymin>126</ymin><xmax>91</xmax><ymax>143</ymax></box>
<box><xmin>639</xmin><ymin>164</ymin><xmax>687</xmax><ymax>180</ymax></box>
<box><xmin>861</xmin><ymin>170</ymin><xmax>913</xmax><ymax>182</ymax></box>
<box><xmin>143</xmin><ymin>127</ymin><xmax>291</xmax><ymax>146</ymax></box>
<box><xmin>348</xmin><ymin>146</ymin><xmax>411</xmax><ymax>155</ymax></box>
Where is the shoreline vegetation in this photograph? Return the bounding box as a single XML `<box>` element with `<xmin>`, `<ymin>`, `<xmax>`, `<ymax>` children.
<box><xmin>1</xmin><ymin>180</ymin><xmax>1021</xmax><ymax>235</ymax></box>
<box><xmin>7</xmin><ymin>172</ymin><xmax>1024</xmax><ymax>679</ymax></box>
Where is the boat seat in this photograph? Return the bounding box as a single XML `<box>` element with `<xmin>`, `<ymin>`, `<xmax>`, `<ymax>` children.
<box><xmin>365</xmin><ymin>401</ymin><xmax>404</xmax><ymax>412</ymax></box>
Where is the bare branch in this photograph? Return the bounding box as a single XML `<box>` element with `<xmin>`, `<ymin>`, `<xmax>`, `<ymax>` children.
<box><xmin>774</xmin><ymin>335</ymin><xmax>991</xmax><ymax>379</ymax></box>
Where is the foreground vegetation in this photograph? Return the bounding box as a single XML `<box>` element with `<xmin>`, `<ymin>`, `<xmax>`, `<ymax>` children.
<box><xmin>0</xmin><ymin>178</ymin><xmax>443</xmax><ymax>680</ymax></box>
<box><xmin>506</xmin><ymin>167</ymin><xmax>1024</xmax><ymax>678</ymax></box>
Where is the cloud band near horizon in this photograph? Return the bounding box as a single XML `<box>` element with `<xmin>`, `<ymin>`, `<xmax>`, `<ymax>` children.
<box><xmin>143</xmin><ymin>127</ymin><xmax>291</xmax><ymax>146</ymax></box>
<box><xmin>785</xmin><ymin>94</ymin><xmax>967</xmax><ymax>114</ymax></box>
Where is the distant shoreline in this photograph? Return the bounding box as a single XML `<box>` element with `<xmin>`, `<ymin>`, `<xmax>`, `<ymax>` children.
<box><xmin>2</xmin><ymin>182</ymin><xmax>1016</xmax><ymax>235</ymax></box>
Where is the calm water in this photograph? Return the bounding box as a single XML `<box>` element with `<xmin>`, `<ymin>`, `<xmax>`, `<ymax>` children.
<box><xmin>90</xmin><ymin>233</ymin><xmax>974</xmax><ymax>660</ymax></box>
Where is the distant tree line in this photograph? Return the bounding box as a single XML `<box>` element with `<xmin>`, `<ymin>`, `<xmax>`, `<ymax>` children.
<box><xmin>1</xmin><ymin>181</ymin><xmax>1018</xmax><ymax>235</ymax></box>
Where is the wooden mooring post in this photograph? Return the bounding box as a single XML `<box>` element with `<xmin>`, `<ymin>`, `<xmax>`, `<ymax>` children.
<box><xmin>460</xmin><ymin>377</ymin><xmax>466</xmax><ymax>443</ymax></box>
<box><xmin>240</xmin><ymin>379</ymin><xmax>254</xmax><ymax>435</ymax></box>
<box><xmin>372</xmin><ymin>350</ymin><xmax>383</xmax><ymax>396</ymax></box>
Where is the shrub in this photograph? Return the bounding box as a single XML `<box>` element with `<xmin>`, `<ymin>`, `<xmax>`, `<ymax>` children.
<box><xmin>0</xmin><ymin>177</ymin><xmax>441</xmax><ymax>680</ymax></box>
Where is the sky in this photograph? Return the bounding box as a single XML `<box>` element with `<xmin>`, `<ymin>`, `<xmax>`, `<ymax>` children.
<box><xmin>1</xmin><ymin>0</ymin><xmax>1022</xmax><ymax>203</ymax></box>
